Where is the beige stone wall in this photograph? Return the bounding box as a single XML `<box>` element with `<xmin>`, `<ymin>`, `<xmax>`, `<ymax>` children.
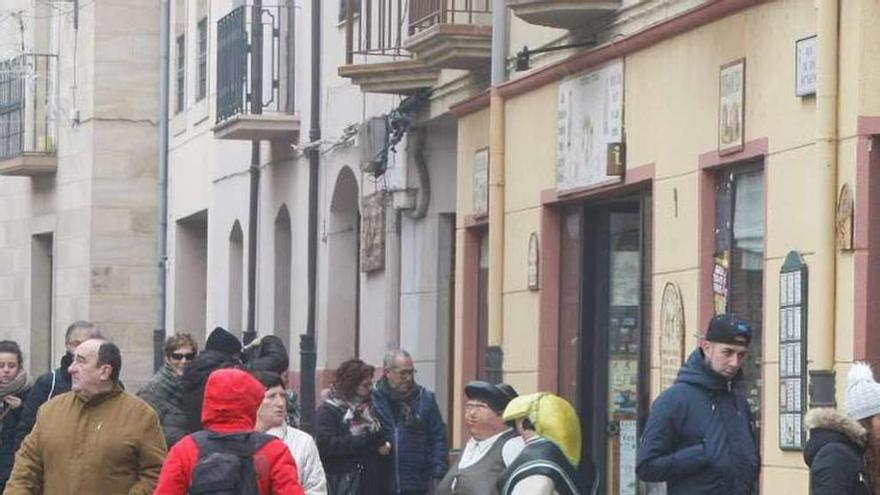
<box><xmin>0</xmin><ymin>0</ymin><xmax>161</xmax><ymax>388</ymax></box>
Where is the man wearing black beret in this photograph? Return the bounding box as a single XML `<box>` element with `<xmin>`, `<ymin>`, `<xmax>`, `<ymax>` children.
<box><xmin>436</xmin><ymin>381</ymin><xmax>524</xmax><ymax>495</ymax></box>
<box><xmin>637</xmin><ymin>314</ymin><xmax>760</xmax><ymax>494</ymax></box>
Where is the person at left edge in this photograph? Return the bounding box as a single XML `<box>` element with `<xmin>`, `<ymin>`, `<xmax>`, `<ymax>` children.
<box><xmin>5</xmin><ymin>339</ymin><xmax>167</xmax><ymax>495</ymax></box>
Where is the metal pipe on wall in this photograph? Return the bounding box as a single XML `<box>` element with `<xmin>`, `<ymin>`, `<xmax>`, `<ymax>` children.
<box><xmin>486</xmin><ymin>0</ymin><xmax>507</xmax><ymax>383</ymax></box>
<box><xmin>154</xmin><ymin>0</ymin><xmax>170</xmax><ymax>372</ymax></box>
<box><xmin>301</xmin><ymin>0</ymin><xmax>322</xmax><ymax>435</ymax></box>
<box><xmin>245</xmin><ymin>0</ymin><xmax>264</xmax><ymax>344</ymax></box>
<box><xmin>812</xmin><ymin>0</ymin><xmax>839</xmax><ymax>373</ymax></box>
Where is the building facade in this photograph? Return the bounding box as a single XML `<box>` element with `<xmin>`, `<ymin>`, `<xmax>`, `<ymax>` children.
<box><xmin>451</xmin><ymin>0</ymin><xmax>880</xmax><ymax>492</ymax></box>
<box><xmin>163</xmin><ymin>0</ymin><xmax>483</xmax><ymax>422</ymax></box>
<box><xmin>0</xmin><ymin>0</ymin><xmax>160</xmax><ymax>388</ymax></box>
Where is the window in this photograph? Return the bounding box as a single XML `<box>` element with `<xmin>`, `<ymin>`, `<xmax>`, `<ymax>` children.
<box><xmin>175</xmin><ymin>34</ymin><xmax>186</xmax><ymax>114</ymax></box>
<box><xmin>714</xmin><ymin>166</ymin><xmax>765</xmax><ymax>433</ymax></box>
<box><xmin>197</xmin><ymin>18</ymin><xmax>207</xmax><ymax>101</ymax></box>
<box><xmin>338</xmin><ymin>0</ymin><xmax>361</xmax><ymax>22</ymax></box>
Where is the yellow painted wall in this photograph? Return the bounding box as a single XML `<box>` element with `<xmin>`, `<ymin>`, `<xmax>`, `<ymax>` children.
<box><xmin>451</xmin><ymin>0</ymin><xmax>880</xmax><ymax>489</ymax></box>
<box><xmin>452</xmin><ymin>109</ymin><xmax>490</xmax><ymax>446</ymax></box>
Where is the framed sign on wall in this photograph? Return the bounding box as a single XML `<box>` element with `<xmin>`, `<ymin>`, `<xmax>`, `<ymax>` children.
<box><xmin>719</xmin><ymin>58</ymin><xmax>745</xmax><ymax>155</ymax></box>
<box><xmin>778</xmin><ymin>251</ymin><xmax>808</xmax><ymax>451</ymax></box>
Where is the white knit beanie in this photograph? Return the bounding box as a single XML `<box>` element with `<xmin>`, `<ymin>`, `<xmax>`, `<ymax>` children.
<box><xmin>845</xmin><ymin>362</ymin><xmax>880</xmax><ymax>421</ymax></box>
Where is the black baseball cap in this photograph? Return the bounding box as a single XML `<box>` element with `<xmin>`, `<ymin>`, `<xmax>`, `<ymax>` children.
<box><xmin>705</xmin><ymin>314</ymin><xmax>752</xmax><ymax>347</ymax></box>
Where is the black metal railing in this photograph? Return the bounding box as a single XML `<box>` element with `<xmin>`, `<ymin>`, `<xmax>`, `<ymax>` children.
<box><xmin>0</xmin><ymin>53</ymin><xmax>57</xmax><ymax>160</ymax></box>
<box><xmin>344</xmin><ymin>0</ymin><xmax>491</xmax><ymax>63</ymax></box>
<box><xmin>409</xmin><ymin>0</ymin><xmax>491</xmax><ymax>34</ymax></box>
<box><xmin>216</xmin><ymin>4</ymin><xmax>293</xmax><ymax>124</ymax></box>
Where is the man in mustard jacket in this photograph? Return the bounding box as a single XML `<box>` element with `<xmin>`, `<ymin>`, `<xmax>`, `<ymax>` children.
<box><xmin>5</xmin><ymin>339</ymin><xmax>167</xmax><ymax>494</ymax></box>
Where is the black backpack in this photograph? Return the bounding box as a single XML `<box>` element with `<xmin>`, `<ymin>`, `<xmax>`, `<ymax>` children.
<box><xmin>188</xmin><ymin>430</ymin><xmax>276</xmax><ymax>495</ymax></box>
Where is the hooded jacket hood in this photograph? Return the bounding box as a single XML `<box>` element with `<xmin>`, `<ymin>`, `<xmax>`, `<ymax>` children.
<box><xmin>804</xmin><ymin>407</ymin><xmax>867</xmax><ymax>466</ymax></box>
<box><xmin>201</xmin><ymin>368</ymin><xmax>265</xmax><ymax>433</ymax></box>
<box><xmin>676</xmin><ymin>347</ymin><xmax>743</xmax><ymax>391</ymax></box>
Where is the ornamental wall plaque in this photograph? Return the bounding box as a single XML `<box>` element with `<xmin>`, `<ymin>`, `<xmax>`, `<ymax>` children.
<box><xmin>659</xmin><ymin>282</ymin><xmax>686</xmax><ymax>391</ymax></box>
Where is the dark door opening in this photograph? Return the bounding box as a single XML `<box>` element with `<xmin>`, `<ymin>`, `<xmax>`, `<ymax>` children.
<box><xmin>577</xmin><ymin>196</ymin><xmax>652</xmax><ymax>495</ymax></box>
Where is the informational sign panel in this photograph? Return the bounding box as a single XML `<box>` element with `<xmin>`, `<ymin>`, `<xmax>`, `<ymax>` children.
<box><xmin>473</xmin><ymin>148</ymin><xmax>488</xmax><ymax>214</ymax></box>
<box><xmin>779</xmin><ymin>251</ymin><xmax>808</xmax><ymax>450</ymax></box>
<box><xmin>795</xmin><ymin>36</ymin><xmax>817</xmax><ymax>97</ymax></box>
<box><xmin>556</xmin><ymin>59</ymin><xmax>624</xmax><ymax>191</ymax></box>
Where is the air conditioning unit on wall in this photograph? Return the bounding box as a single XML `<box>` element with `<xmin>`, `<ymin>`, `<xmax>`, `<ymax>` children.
<box><xmin>359</xmin><ymin>116</ymin><xmax>388</xmax><ymax>177</ymax></box>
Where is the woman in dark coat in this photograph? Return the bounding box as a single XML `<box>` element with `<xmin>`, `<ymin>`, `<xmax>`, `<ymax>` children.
<box><xmin>137</xmin><ymin>333</ymin><xmax>198</xmax><ymax>448</ymax></box>
<box><xmin>0</xmin><ymin>340</ymin><xmax>30</xmax><ymax>491</ymax></box>
<box><xmin>805</xmin><ymin>362</ymin><xmax>878</xmax><ymax>495</ymax></box>
<box><xmin>316</xmin><ymin>359</ymin><xmax>388</xmax><ymax>495</ymax></box>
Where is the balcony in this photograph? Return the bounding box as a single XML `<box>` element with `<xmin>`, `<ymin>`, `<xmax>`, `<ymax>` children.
<box><xmin>0</xmin><ymin>54</ymin><xmax>57</xmax><ymax>176</ymax></box>
<box><xmin>213</xmin><ymin>4</ymin><xmax>300</xmax><ymax>142</ymax></box>
<box><xmin>507</xmin><ymin>0</ymin><xmax>620</xmax><ymax>30</ymax></box>
<box><xmin>403</xmin><ymin>0</ymin><xmax>493</xmax><ymax>71</ymax></box>
<box><xmin>339</xmin><ymin>0</ymin><xmax>491</xmax><ymax>93</ymax></box>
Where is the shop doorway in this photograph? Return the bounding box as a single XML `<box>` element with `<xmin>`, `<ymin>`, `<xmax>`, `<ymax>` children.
<box><xmin>559</xmin><ymin>194</ymin><xmax>652</xmax><ymax>494</ymax></box>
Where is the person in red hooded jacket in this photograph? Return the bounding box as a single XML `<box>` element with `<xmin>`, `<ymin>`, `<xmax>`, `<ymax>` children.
<box><xmin>153</xmin><ymin>368</ymin><xmax>305</xmax><ymax>495</ymax></box>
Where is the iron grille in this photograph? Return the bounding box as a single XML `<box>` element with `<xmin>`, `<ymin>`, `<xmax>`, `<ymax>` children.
<box><xmin>216</xmin><ymin>6</ymin><xmax>248</xmax><ymax>123</ymax></box>
<box><xmin>216</xmin><ymin>4</ymin><xmax>291</xmax><ymax>124</ymax></box>
<box><xmin>0</xmin><ymin>54</ymin><xmax>56</xmax><ymax>160</ymax></box>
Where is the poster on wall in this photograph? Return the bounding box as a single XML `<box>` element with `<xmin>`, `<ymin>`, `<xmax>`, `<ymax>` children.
<box><xmin>556</xmin><ymin>59</ymin><xmax>624</xmax><ymax>191</ymax></box>
<box><xmin>360</xmin><ymin>192</ymin><xmax>386</xmax><ymax>273</ymax></box>
<box><xmin>619</xmin><ymin>420</ymin><xmax>638</xmax><ymax>495</ymax></box>
<box><xmin>718</xmin><ymin>59</ymin><xmax>745</xmax><ymax>155</ymax></box>
<box><xmin>473</xmin><ymin>148</ymin><xmax>489</xmax><ymax>214</ymax></box>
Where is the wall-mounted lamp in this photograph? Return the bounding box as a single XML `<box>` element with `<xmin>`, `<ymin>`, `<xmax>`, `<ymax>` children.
<box><xmin>515</xmin><ymin>38</ymin><xmax>598</xmax><ymax>72</ymax></box>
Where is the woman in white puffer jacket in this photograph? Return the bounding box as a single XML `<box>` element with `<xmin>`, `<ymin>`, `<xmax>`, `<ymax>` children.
<box><xmin>255</xmin><ymin>371</ymin><xmax>328</xmax><ymax>495</ymax></box>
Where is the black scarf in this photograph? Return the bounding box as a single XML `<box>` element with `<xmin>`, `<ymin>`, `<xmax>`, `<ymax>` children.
<box><xmin>376</xmin><ymin>378</ymin><xmax>420</xmax><ymax>425</ymax></box>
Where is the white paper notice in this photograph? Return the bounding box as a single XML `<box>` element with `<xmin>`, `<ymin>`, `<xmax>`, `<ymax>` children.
<box><xmin>620</xmin><ymin>420</ymin><xmax>638</xmax><ymax>495</ymax></box>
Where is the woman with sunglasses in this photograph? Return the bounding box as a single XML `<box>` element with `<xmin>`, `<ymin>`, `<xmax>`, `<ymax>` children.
<box><xmin>137</xmin><ymin>333</ymin><xmax>198</xmax><ymax>448</ymax></box>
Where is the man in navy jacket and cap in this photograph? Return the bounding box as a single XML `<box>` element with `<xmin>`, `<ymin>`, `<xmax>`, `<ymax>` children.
<box><xmin>636</xmin><ymin>314</ymin><xmax>760</xmax><ymax>494</ymax></box>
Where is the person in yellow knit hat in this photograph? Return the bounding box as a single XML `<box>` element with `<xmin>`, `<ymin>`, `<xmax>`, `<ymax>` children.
<box><xmin>497</xmin><ymin>392</ymin><xmax>596</xmax><ymax>495</ymax></box>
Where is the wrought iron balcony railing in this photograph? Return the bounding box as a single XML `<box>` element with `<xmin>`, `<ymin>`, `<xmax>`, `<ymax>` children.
<box><xmin>343</xmin><ymin>0</ymin><xmax>492</xmax><ymax>64</ymax></box>
<box><xmin>216</xmin><ymin>3</ymin><xmax>293</xmax><ymax>124</ymax></box>
<box><xmin>0</xmin><ymin>53</ymin><xmax>57</xmax><ymax>161</ymax></box>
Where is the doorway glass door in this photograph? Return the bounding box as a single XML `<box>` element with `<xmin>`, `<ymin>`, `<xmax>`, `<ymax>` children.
<box><xmin>605</xmin><ymin>208</ymin><xmax>642</xmax><ymax>495</ymax></box>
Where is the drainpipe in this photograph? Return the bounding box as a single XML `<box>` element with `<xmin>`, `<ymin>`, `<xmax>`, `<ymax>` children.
<box><xmin>300</xmin><ymin>0</ymin><xmax>321</xmax><ymax>435</ymax></box>
<box><xmin>811</xmin><ymin>0</ymin><xmax>838</xmax><ymax>383</ymax></box>
<box><xmin>245</xmin><ymin>0</ymin><xmax>264</xmax><ymax>346</ymax></box>
<box><xmin>486</xmin><ymin>0</ymin><xmax>507</xmax><ymax>384</ymax></box>
<box><xmin>154</xmin><ymin>0</ymin><xmax>170</xmax><ymax>372</ymax></box>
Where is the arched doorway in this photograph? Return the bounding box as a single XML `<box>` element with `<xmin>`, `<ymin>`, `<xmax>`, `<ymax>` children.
<box><xmin>326</xmin><ymin>167</ymin><xmax>360</xmax><ymax>367</ymax></box>
<box><xmin>274</xmin><ymin>205</ymin><xmax>292</xmax><ymax>339</ymax></box>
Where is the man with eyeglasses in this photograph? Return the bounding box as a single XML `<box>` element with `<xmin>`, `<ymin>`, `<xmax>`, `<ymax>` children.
<box><xmin>138</xmin><ymin>333</ymin><xmax>199</xmax><ymax>448</ymax></box>
<box><xmin>637</xmin><ymin>314</ymin><xmax>760</xmax><ymax>495</ymax></box>
<box><xmin>436</xmin><ymin>381</ymin><xmax>524</xmax><ymax>495</ymax></box>
<box><xmin>373</xmin><ymin>349</ymin><xmax>449</xmax><ymax>494</ymax></box>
